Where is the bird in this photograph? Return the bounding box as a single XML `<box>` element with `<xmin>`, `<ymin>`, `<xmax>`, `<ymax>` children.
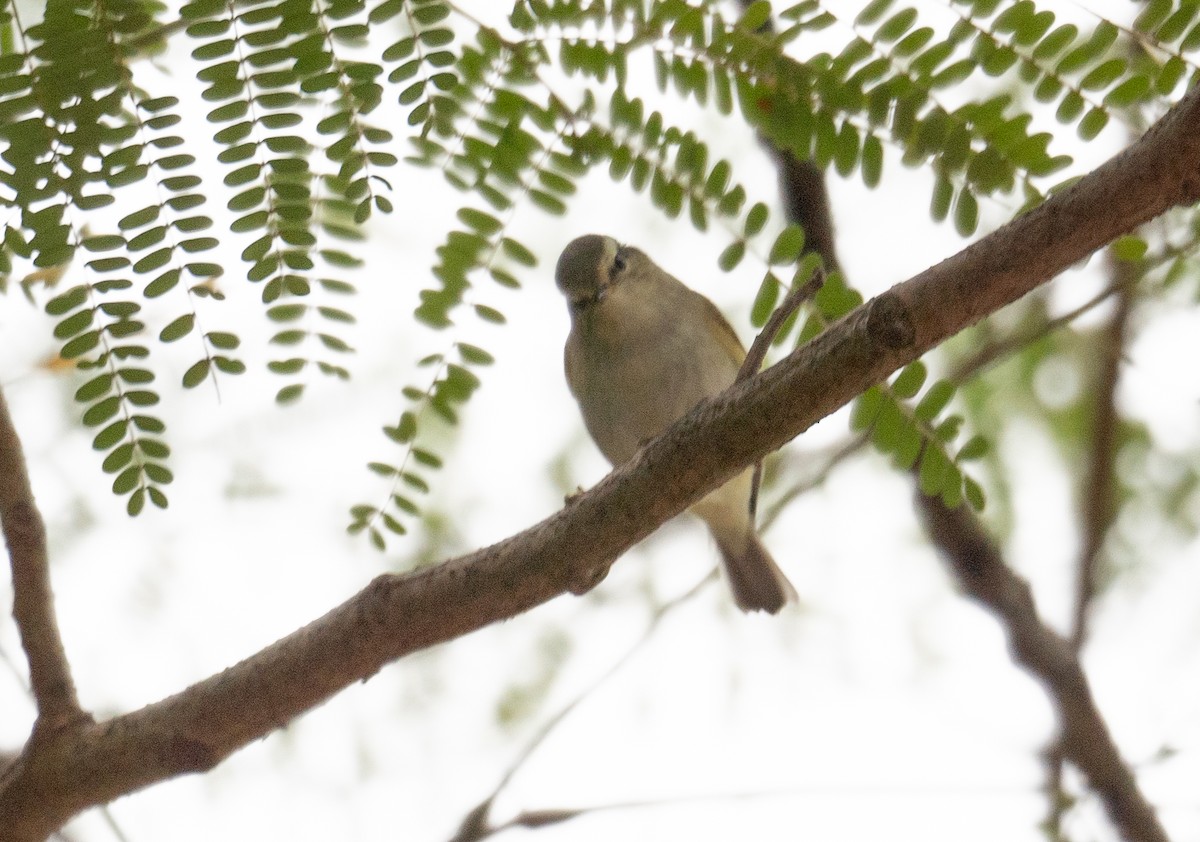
<box><xmin>555</xmin><ymin>234</ymin><xmax>796</xmax><ymax>613</ymax></box>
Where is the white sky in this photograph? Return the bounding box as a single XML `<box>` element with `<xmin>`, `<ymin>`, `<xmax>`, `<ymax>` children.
<box><xmin>1</xmin><ymin>1</ymin><xmax>1199</xmax><ymax>841</ymax></box>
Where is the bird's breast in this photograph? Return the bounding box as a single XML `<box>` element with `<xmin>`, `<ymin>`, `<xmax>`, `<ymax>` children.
<box><xmin>565</xmin><ymin>293</ymin><xmax>738</xmax><ymax>466</ymax></box>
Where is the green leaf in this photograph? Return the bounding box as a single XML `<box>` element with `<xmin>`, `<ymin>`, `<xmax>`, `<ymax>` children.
<box><xmin>386</xmin><ymin>411</ymin><xmax>417</xmax><ymax>444</ymax></box>
<box><xmin>718</xmin><ymin>240</ymin><xmax>746</xmax><ymax>272</ymax></box>
<box><xmin>101</xmin><ymin>304</ymin><xmax>143</xmax><ymax>320</ymax></box>
<box><xmin>55</xmin><ymin>309</ymin><xmax>95</xmax><ymax>340</ymax></box>
<box><xmin>94</xmin><ymin>420</ymin><xmax>129</xmax><ymax>451</ymax></box>
<box><xmin>750</xmin><ymin>273</ymin><xmax>781</xmax><ymax>328</ymax></box>
<box><xmin>877</xmin><ymin>7</ymin><xmax>917</xmax><ymax>43</ymax></box>
<box><xmin>1079</xmin><ymin>58</ymin><xmax>1126</xmax><ymax>91</ymax></box>
<box><xmin>143</xmin><ymin>463</ymin><xmax>173</xmax><ymax>485</ymax></box>
<box><xmin>160</xmin><ymin>313</ymin><xmax>196</xmax><ymax>342</ymax></box>
<box><xmin>402</xmin><ymin>471</ymin><xmax>429</xmax><ymax>493</ymax></box>
<box><xmin>182</xmin><ymin>359</ymin><xmax>211</xmax><ymax>388</ymax></box>
<box><xmin>392</xmin><ymin>493</ymin><xmax>420</xmax><ymax>514</ymax></box>
<box><xmin>767</xmin><ymin>225</ymin><xmax>805</xmax><ymax>265</ymax></box>
<box><xmin>918</xmin><ymin>446</ymin><xmax>951</xmax><ymax>496</ymax></box>
<box><xmin>102</xmin><ymin>442</ymin><xmax>135</xmax><ymax>473</ymax></box>
<box><xmin>1078</xmin><ymin>107</ymin><xmax>1109</xmax><ymax>140</ymax></box>
<box><xmin>940</xmin><ymin>470</ymin><xmax>964</xmax><ymax>509</ymax></box>
<box><xmin>276</xmin><ymin>384</ymin><xmax>305</xmax><ymax>403</ymax></box>
<box><xmin>368</xmin><ymin>461</ymin><xmax>399</xmax><ymax>478</ymax></box>
<box><xmin>145</xmin><ymin>269</ymin><xmax>182</xmax><ymax>298</ymax></box>
<box><xmin>914</xmin><ymin>380</ymin><xmax>955</xmax><ymax>422</ymax></box>
<box><xmin>458</xmin><ymin>207</ymin><xmax>501</xmax><ymax>235</ymax></box>
<box><xmin>75</xmin><ymin>374</ymin><xmax>114</xmax><ymax>402</ymax></box>
<box><xmin>1102</xmin><ymin>75</ymin><xmax>1150</xmax><ymax>108</ymax></box>
<box><xmin>931</xmin><ymin>174</ymin><xmax>953</xmax><ymax>222</ymax></box>
<box><xmin>856</xmin><ymin>0</ymin><xmax>894</xmax><ymax>26</ymax></box>
<box><xmin>739</xmin><ymin>0</ymin><xmax>772</xmax><ymax>31</ymax></box>
<box><xmin>62</xmin><ymin>331</ymin><xmax>101</xmax><ymax>359</ymax></box>
<box><xmin>457</xmin><ymin>343</ymin><xmax>494</xmax><ymax>365</ymax></box>
<box><xmin>1056</xmin><ymin>90</ymin><xmax>1085</xmax><ymax>123</ymax></box>
<box><xmin>1156</xmin><ymin>57</ymin><xmax>1186</xmax><ymax>94</ymax></box>
<box><xmin>113</xmin><ymin>464</ymin><xmax>144</xmax><ymax>496</ymax></box>
<box><xmin>46</xmin><ymin>285</ymin><xmax>89</xmax><ymax>315</ymax></box>
<box><xmin>964</xmin><ymin>476</ymin><xmax>986</xmax><ymax>510</ymax></box>
<box><xmin>117</xmin><ymin>368</ymin><xmax>154</xmax><ymax>385</ymax></box>
<box><xmin>82</xmin><ymin>235</ymin><xmax>126</xmax><ymax>252</ymax></box>
<box><xmin>1111</xmin><ymin>235</ymin><xmax>1147</xmax><ymax>262</ymax></box>
<box><xmin>957</xmin><ymin>435</ymin><xmax>989</xmax><ymax>461</ymax></box>
<box><xmin>1134</xmin><ymin>0</ymin><xmax>1172</xmax><ymax>33</ymax></box>
<box><xmin>412</xmin><ymin>448</ymin><xmax>442</xmax><ymax>468</ymax></box>
<box><xmin>931</xmin><ymin>59</ymin><xmax>975</xmax><ymax>88</ymax></box>
<box><xmin>953</xmin><ymin>189</ymin><xmax>978</xmax><ymax>236</ymax></box>
<box><xmin>132</xmin><ymin>415</ymin><xmax>166</xmax><ymax>433</ymax></box>
<box><xmin>120</xmin><ymin>206</ymin><xmax>160</xmax><ymax>230</ymax></box>
<box><xmin>474</xmin><ymin>304</ymin><xmax>505</xmax><ymax>324</ymax></box>
<box><xmin>893</xmin><ymin>420</ymin><xmax>923</xmax><ymax>471</ymax></box>
<box><xmin>891</xmin><ymin>361</ymin><xmax>926</xmax><ymax>399</ymax></box>
<box><xmin>206</xmin><ymin>331</ymin><xmax>240</xmax><ymax>350</ymax></box>
<box><xmin>124</xmin><ymin>391</ymin><xmax>160</xmax><ymax>408</ymax></box>
<box><xmin>268</xmin><ymin>358</ymin><xmax>307</xmax><ymax>375</ymax></box>
<box><xmin>850</xmin><ymin>386</ymin><xmax>885</xmax><ymax>432</ymax></box>
<box><xmin>744</xmin><ymin>202</ymin><xmax>769</xmax><ymax>236</ymax></box>
<box><xmin>861</xmin><ymin>134</ymin><xmax>883</xmax><ymax>187</ymax></box>
<box><xmin>83</xmin><ymin>396</ymin><xmax>121</xmax><ymax>427</ymax></box>
<box><xmin>501</xmin><ymin>238</ymin><xmax>536</xmax><ymax>267</ymax></box>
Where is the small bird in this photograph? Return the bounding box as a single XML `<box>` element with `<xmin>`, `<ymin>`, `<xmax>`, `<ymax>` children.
<box><xmin>555</xmin><ymin>234</ymin><xmax>796</xmax><ymax>614</ymax></box>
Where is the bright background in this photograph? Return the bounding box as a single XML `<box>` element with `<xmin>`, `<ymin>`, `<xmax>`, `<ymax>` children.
<box><xmin>2</xmin><ymin>1</ymin><xmax>1199</xmax><ymax>841</ymax></box>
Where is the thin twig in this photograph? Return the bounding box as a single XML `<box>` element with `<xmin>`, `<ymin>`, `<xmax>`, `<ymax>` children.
<box><xmin>947</xmin><ymin>276</ymin><xmax>1133</xmax><ymax>386</ymax></box>
<box><xmin>448</xmin><ymin>575</ymin><xmax>714</xmax><ymax>842</ymax></box>
<box><xmin>1044</xmin><ymin>251</ymin><xmax>1140</xmax><ymax>838</ymax></box>
<box><xmin>739</xmin><ymin>268</ymin><xmax>825</xmax><ymax>516</ymax></box>
<box><xmin>737</xmin><ymin>268</ymin><xmax>825</xmax><ymax>384</ymax></box>
<box><xmin>1071</xmin><ymin>254</ymin><xmax>1136</xmax><ymax>651</ymax></box>
<box><xmin>757</xmin><ymin>434</ymin><xmax>868</xmax><ymax>533</ymax></box>
<box><xmin>0</xmin><ymin>386</ymin><xmax>86</xmax><ymax>733</ymax></box>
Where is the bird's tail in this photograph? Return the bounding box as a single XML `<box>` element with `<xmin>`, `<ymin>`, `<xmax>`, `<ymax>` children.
<box><xmin>713</xmin><ymin>529</ymin><xmax>797</xmax><ymax>614</ymax></box>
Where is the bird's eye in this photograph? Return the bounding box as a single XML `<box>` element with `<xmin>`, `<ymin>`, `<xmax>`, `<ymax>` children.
<box><xmin>612</xmin><ymin>250</ymin><xmax>627</xmax><ymax>273</ymax></box>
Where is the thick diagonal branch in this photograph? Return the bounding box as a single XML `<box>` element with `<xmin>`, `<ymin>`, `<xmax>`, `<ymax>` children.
<box><xmin>2</xmin><ymin>73</ymin><xmax>1199</xmax><ymax>842</ymax></box>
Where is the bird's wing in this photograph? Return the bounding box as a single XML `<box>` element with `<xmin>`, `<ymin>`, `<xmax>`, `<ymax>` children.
<box><xmin>563</xmin><ymin>332</ymin><xmax>583</xmax><ymax>401</ymax></box>
<box><xmin>696</xmin><ymin>292</ymin><xmax>747</xmax><ymax>368</ymax></box>
<box><xmin>694</xmin><ymin>291</ymin><xmax>762</xmax><ymax>517</ymax></box>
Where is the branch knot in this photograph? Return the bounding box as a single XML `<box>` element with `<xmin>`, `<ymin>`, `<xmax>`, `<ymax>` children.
<box><xmin>865</xmin><ymin>292</ymin><xmax>915</xmax><ymax>351</ymax></box>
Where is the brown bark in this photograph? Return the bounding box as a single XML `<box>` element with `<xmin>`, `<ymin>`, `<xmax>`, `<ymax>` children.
<box><xmin>917</xmin><ymin>494</ymin><xmax>1167</xmax><ymax>842</ymax></box>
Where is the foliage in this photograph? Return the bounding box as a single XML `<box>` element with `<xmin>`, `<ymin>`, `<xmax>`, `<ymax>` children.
<box><xmin>1</xmin><ymin>0</ymin><xmax>1198</xmax><ymax>542</ymax></box>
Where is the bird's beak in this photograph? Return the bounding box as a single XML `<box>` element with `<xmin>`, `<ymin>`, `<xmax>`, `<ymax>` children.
<box><xmin>571</xmin><ymin>283</ymin><xmax>607</xmax><ymax>309</ymax></box>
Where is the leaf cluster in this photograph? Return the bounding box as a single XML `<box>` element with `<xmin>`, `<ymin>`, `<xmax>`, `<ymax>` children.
<box><xmin>2</xmin><ymin>0</ymin><xmax>1198</xmax><ymax>543</ymax></box>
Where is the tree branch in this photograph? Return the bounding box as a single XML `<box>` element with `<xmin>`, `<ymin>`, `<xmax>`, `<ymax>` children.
<box><xmin>1044</xmin><ymin>249</ymin><xmax>1140</xmax><ymax>837</ymax></box>
<box><xmin>915</xmin><ymin>493</ymin><xmax>1167</xmax><ymax>842</ymax></box>
<box><xmin>0</xmin><ymin>388</ymin><xmax>87</xmax><ymax>735</ymax></box>
<box><xmin>737</xmin><ymin>268</ymin><xmax>824</xmax><ymax>382</ymax></box>
<box><xmin>775</xmin><ymin>154</ymin><xmax>841</xmax><ymax>271</ymax></box>
<box><xmin>1071</xmin><ymin>252</ymin><xmax>1137</xmax><ymax>651</ymax></box>
<box><xmin>945</xmin><ymin>274</ymin><xmax>1132</xmax><ymax>386</ymax></box>
<box><xmin>448</xmin><ymin>575</ymin><xmax>712</xmax><ymax>842</ymax></box>
<box><xmin>2</xmin><ymin>74</ymin><xmax>1199</xmax><ymax>842</ymax></box>
<box><xmin>734</xmin><ymin>0</ymin><xmax>841</xmax><ymax>274</ymax></box>
<box><xmin>740</xmin><ymin>267</ymin><xmax>825</xmax><ymax>516</ymax></box>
